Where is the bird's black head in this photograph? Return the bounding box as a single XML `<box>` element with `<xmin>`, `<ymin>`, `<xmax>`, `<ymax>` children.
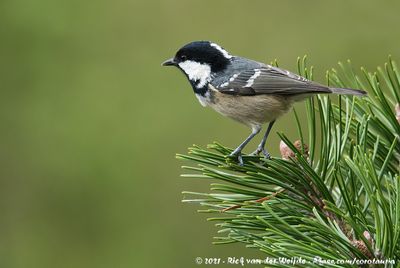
<box><xmin>162</xmin><ymin>41</ymin><xmax>233</xmax><ymax>95</ymax></box>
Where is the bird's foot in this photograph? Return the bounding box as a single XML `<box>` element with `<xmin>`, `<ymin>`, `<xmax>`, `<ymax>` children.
<box><xmin>251</xmin><ymin>146</ymin><xmax>271</xmax><ymax>159</ymax></box>
<box><xmin>228</xmin><ymin>150</ymin><xmax>244</xmax><ymax>166</ymax></box>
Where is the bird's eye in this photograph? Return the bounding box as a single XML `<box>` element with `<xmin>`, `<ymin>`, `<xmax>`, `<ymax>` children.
<box><xmin>180</xmin><ymin>55</ymin><xmax>187</xmax><ymax>61</ymax></box>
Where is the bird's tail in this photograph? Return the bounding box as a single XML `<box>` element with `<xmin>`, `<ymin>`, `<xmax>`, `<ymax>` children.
<box><xmin>330</xmin><ymin>87</ymin><xmax>367</xmax><ymax>96</ymax></box>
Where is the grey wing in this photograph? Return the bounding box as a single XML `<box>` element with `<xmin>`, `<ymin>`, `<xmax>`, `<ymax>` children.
<box><xmin>215</xmin><ymin>65</ymin><xmax>332</xmax><ymax>96</ymax></box>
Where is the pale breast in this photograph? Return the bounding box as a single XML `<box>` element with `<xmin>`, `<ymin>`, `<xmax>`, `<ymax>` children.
<box><xmin>204</xmin><ymin>86</ymin><xmax>293</xmax><ymax>127</ymax></box>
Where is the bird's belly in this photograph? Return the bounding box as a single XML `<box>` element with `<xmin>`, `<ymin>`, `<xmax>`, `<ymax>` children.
<box><xmin>208</xmin><ymin>92</ymin><xmax>293</xmax><ymax>127</ymax></box>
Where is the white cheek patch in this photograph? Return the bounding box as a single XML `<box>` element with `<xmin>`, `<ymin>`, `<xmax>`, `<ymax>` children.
<box><xmin>178</xmin><ymin>60</ymin><xmax>212</xmax><ymax>89</ymax></box>
<box><xmin>210</xmin><ymin>43</ymin><xmax>233</xmax><ymax>59</ymax></box>
<box><xmin>244</xmin><ymin>69</ymin><xmax>261</xmax><ymax>88</ymax></box>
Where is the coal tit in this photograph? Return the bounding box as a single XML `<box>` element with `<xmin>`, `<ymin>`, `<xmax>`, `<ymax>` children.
<box><xmin>162</xmin><ymin>41</ymin><xmax>366</xmax><ymax>165</ymax></box>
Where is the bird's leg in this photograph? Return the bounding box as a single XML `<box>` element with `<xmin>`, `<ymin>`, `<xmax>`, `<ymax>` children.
<box><xmin>229</xmin><ymin>125</ymin><xmax>261</xmax><ymax>165</ymax></box>
<box><xmin>252</xmin><ymin>120</ymin><xmax>275</xmax><ymax>159</ymax></box>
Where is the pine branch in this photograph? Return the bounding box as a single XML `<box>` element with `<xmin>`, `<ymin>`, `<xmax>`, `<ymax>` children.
<box><xmin>178</xmin><ymin>57</ymin><xmax>400</xmax><ymax>267</ymax></box>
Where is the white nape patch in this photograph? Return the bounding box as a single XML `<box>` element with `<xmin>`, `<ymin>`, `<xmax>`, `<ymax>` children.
<box><xmin>244</xmin><ymin>69</ymin><xmax>261</xmax><ymax>87</ymax></box>
<box><xmin>178</xmin><ymin>60</ymin><xmax>211</xmax><ymax>89</ymax></box>
<box><xmin>210</xmin><ymin>43</ymin><xmax>232</xmax><ymax>59</ymax></box>
<box><xmin>195</xmin><ymin>91</ymin><xmax>211</xmax><ymax>107</ymax></box>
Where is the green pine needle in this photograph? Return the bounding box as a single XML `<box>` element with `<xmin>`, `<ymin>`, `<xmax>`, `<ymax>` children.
<box><xmin>179</xmin><ymin>57</ymin><xmax>400</xmax><ymax>267</ymax></box>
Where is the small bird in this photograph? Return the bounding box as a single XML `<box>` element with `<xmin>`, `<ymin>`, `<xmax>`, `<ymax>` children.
<box><xmin>162</xmin><ymin>41</ymin><xmax>366</xmax><ymax>165</ymax></box>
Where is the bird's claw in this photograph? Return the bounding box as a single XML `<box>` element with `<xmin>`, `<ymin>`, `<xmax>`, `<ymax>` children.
<box><xmin>261</xmin><ymin>149</ymin><xmax>271</xmax><ymax>159</ymax></box>
<box><xmin>229</xmin><ymin>151</ymin><xmax>244</xmax><ymax>166</ymax></box>
<box><xmin>251</xmin><ymin>147</ymin><xmax>271</xmax><ymax>159</ymax></box>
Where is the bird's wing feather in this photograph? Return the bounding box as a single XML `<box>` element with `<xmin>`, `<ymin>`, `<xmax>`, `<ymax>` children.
<box><xmin>215</xmin><ymin>65</ymin><xmax>332</xmax><ymax>96</ymax></box>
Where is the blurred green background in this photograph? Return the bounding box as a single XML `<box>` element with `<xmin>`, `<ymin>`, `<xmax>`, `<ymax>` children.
<box><xmin>0</xmin><ymin>0</ymin><xmax>399</xmax><ymax>267</ymax></box>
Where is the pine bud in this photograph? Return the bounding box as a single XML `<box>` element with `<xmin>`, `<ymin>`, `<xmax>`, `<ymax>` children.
<box><xmin>350</xmin><ymin>231</ymin><xmax>374</xmax><ymax>259</ymax></box>
<box><xmin>351</xmin><ymin>240</ymin><xmax>373</xmax><ymax>259</ymax></box>
<box><xmin>395</xmin><ymin>103</ymin><xmax>400</xmax><ymax>123</ymax></box>
<box><xmin>280</xmin><ymin>140</ymin><xmax>309</xmax><ymax>160</ymax></box>
<box><xmin>363</xmin><ymin>230</ymin><xmax>372</xmax><ymax>242</ymax></box>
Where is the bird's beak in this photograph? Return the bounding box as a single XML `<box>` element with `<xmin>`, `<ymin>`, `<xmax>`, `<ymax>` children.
<box><xmin>162</xmin><ymin>58</ymin><xmax>177</xmax><ymax>66</ymax></box>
